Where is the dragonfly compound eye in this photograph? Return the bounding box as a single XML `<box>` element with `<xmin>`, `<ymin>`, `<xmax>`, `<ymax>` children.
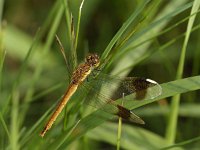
<box><xmin>85</xmin><ymin>53</ymin><xmax>100</xmax><ymax>67</ymax></box>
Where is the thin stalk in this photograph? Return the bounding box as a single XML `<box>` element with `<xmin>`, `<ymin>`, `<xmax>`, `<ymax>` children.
<box><xmin>21</xmin><ymin>0</ymin><xmax>64</xmax><ymax>119</ymax></box>
<box><xmin>62</xmin><ymin>0</ymin><xmax>73</xmax><ymax>75</ymax></box>
<box><xmin>116</xmin><ymin>93</ymin><xmax>124</xmax><ymax>150</ymax></box>
<box><xmin>116</xmin><ymin>117</ymin><xmax>122</xmax><ymax>150</ymax></box>
<box><xmin>63</xmin><ymin>0</ymin><xmax>72</xmax><ymax>46</ymax></box>
<box><xmin>73</xmin><ymin>0</ymin><xmax>85</xmax><ymax>67</ymax></box>
<box><xmin>0</xmin><ymin>111</ymin><xmax>10</xmax><ymax>142</ymax></box>
<box><xmin>10</xmin><ymin>91</ymin><xmax>20</xmax><ymax>150</ymax></box>
<box><xmin>0</xmin><ymin>0</ymin><xmax>4</xmax><ymax>24</ymax></box>
<box><xmin>161</xmin><ymin>136</ymin><xmax>200</xmax><ymax>150</ymax></box>
<box><xmin>165</xmin><ymin>0</ymin><xmax>200</xmax><ymax>144</ymax></box>
<box><xmin>0</xmin><ymin>33</ymin><xmax>5</xmax><ymax>93</ymax></box>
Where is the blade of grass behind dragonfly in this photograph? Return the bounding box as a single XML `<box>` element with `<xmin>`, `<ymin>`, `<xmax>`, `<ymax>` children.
<box><xmin>0</xmin><ymin>0</ymin><xmax>4</xmax><ymax>23</ymax></box>
<box><xmin>100</xmin><ymin>0</ymin><xmax>150</xmax><ymax>65</ymax></box>
<box><xmin>68</xmin><ymin>0</ymin><xmax>85</xmax><ymax>71</ymax></box>
<box><xmin>61</xmin><ymin>0</ymin><xmax>87</xmax><ymax>135</ymax></box>
<box><xmin>165</xmin><ymin>0</ymin><xmax>200</xmax><ymax>144</ymax></box>
<box><xmin>55</xmin><ymin>35</ymin><xmax>72</xmax><ymax>79</ymax></box>
<box><xmin>192</xmin><ymin>17</ymin><xmax>200</xmax><ymax>77</ymax></box>
<box><xmin>101</xmin><ymin>1</ymin><xmax>184</xmax><ymax>70</ymax></box>
<box><xmin>19</xmin><ymin>0</ymin><xmax>64</xmax><ymax>126</ymax></box>
<box><xmin>190</xmin><ymin>16</ymin><xmax>200</xmax><ymax>101</ymax></box>
<box><xmin>2</xmin><ymin>0</ymin><xmax>64</xmax><ymax>147</ymax></box>
<box><xmin>160</xmin><ymin>136</ymin><xmax>200</xmax><ymax>150</ymax></box>
<box><xmin>117</xmin><ymin>2</ymin><xmax>196</xmax><ymax>66</ymax></box>
<box><xmin>116</xmin><ymin>94</ymin><xmax>124</xmax><ymax>150</ymax></box>
<box><xmin>0</xmin><ymin>15</ymin><xmax>9</xmax><ymax>146</ymax></box>
<box><xmin>101</xmin><ymin>0</ymin><xmax>161</xmax><ymax>72</ymax></box>
<box><xmin>88</xmin><ymin>124</ymin><xmax>200</xmax><ymax>149</ymax></box>
<box><xmin>121</xmin><ymin>1</ymin><xmax>192</xmax><ymax>52</ymax></box>
<box><xmin>116</xmin><ymin>23</ymin><xmax>200</xmax><ymax>75</ymax></box>
<box><xmin>8</xmin><ymin>28</ymin><xmax>43</xmax><ymax>150</ymax></box>
<box><xmin>62</xmin><ymin>0</ymin><xmax>74</xmax><ymax>75</ymax></box>
<box><xmin>20</xmin><ymin>102</ymin><xmax>57</xmax><ymax>147</ymax></box>
<box><xmin>87</xmin><ymin>122</ymin><xmax>166</xmax><ymax>150</ymax></box>
<box><xmin>46</xmin><ymin>120</ymin><xmax>81</xmax><ymax>150</ymax></box>
<box><xmin>108</xmin><ymin>0</ymin><xmax>162</xmax><ymax>65</ymax></box>
<box><xmin>121</xmin><ymin>8</ymin><xmax>200</xmax><ymax>56</ymax></box>
<box><xmin>2</xmin><ymin>0</ymin><xmax>62</xmax><ymax>115</ymax></box>
<box><xmin>61</xmin><ymin>0</ymin><xmax>85</xmax><ymax>74</ymax></box>
<box><xmin>0</xmin><ymin>28</ymin><xmax>6</xmax><ymax>95</ymax></box>
<box><xmin>74</xmin><ymin>0</ymin><xmax>85</xmax><ymax>59</ymax></box>
<box><xmin>23</xmin><ymin>9</ymin><xmax>64</xmax><ymax>141</ymax></box>
<box><xmin>49</xmin><ymin>75</ymin><xmax>200</xmax><ymax>148</ymax></box>
<box><xmin>110</xmin><ymin>1</ymin><xmax>191</xmax><ymax>76</ymax></box>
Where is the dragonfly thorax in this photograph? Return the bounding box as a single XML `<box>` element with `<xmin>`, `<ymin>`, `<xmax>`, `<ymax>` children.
<box><xmin>85</xmin><ymin>53</ymin><xmax>100</xmax><ymax>68</ymax></box>
<box><xmin>70</xmin><ymin>54</ymin><xmax>100</xmax><ymax>85</ymax></box>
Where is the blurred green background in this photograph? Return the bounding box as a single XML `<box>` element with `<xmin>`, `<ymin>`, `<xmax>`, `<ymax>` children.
<box><xmin>1</xmin><ymin>0</ymin><xmax>200</xmax><ymax>149</ymax></box>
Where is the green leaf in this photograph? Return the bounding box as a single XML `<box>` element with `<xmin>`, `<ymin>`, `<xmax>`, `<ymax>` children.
<box><xmin>87</xmin><ymin>122</ymin><xmax>166</xmax><ymax>150</ymax></box>
<box><xmin>50</xmin><ymin>75</ymin><xmax>200</xmax><ymax>148</ymax></box>
<box><xmin>101</xmin><ymin>0</ymin><xmax>150</xmax><ymax>60</ymax></box>
<box><xmin>165</xmin><ymin>0</ymin><xmax>200</xmax><ymax>144</ymax></box>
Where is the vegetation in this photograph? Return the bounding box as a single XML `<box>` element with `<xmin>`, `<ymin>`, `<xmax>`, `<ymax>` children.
<box><xmin>1</xmin><ymin>0</ymin><xmax>200</xmax><ymax>149</ymax></box>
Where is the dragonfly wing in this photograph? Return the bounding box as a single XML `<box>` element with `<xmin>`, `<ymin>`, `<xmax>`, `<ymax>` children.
<box><xmin>80</xmin><ymin>82</ymin><xmax>145</xmax><ymax>124</ymax></box>
<box><xmin>87</xmin><ymin>73</ymin><xmax>162</xmax><ymax>101</ymax></box>
<box><xmin>117</xmin><ymin>105</ymin><xmax>145</xmax><ymax>124</ymax></box>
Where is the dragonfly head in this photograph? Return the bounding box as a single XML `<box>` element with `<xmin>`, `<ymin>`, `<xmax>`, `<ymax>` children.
<box><xmin>85</xmin><ymin>53</ymin><xmax>100</xmax><ymax>68</ymax></box>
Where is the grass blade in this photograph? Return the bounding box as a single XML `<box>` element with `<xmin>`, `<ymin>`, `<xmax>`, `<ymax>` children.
<box><xmin>87</xmin><ymin>122</ymin><xmax>166</xmax><ymax>150</ymax></box>
<box><xmin>165</xmin><ymin>0</ymin><xmax>200</xmax><ymax>144</ymax></box>
<box><xmin>161</xmin><ymin>136</ymin><xmax>200</xmax><ymax>150</ymax></box>
<box><xmin>101</xmin><ymin>0</ymin><xmax>150</xmax><ymax>60</ymax></box>
<box><xmin>48</xmin><ymin>75</ymin><xmax>200</xmax><ymax>147</ymax></box>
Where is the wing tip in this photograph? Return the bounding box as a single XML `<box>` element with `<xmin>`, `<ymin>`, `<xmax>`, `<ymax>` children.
<box><xmin>130</xmin><ymin>111</ymin><xmax>145</xmax><ymax>124</ymax></box>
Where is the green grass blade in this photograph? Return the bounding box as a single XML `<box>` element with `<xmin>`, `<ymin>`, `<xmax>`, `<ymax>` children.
<box><xmin>74</xmin><ymin>0</ymin><xmax>85</xmax><ymax>55</ymax></box>
<box><xmin>160</xmin><ymin>136</ymin><xmax>200</xmax><ymax>150</ymax></box>
<box><xmin>48</xmin><ymin>75</ymin><xmax>200</xmax><ymax>147</ymax></box>
<box><xmin>123</xmin><ymin>1</ymin><xmax>193</xmax><ymax>51</ymax></box>
<box><xmin>10</xmin><ymin>90</ymin><xmax>20</xmax><ymax>150</ymax></box>
<box><xmin>101</xmin><ymin>0</ymin><xmax>150</xmax><ymax>60</ymax></box>
<box><xmin>62</xmin><ymin>0</ymin><xmax>73</xmax><ymax>75</ymax></box>
<box><xmin>9</xmin><ymin>28</ymin><xmax>41</xmax><ymax>150</ymax></box>
<box><xmin>116</xmin><ymin>117</ymin><xmax>122</xmax><ymax>150</ymax></box>
<box><xmin>0</xmin><ymin>0</ymin><xmax>4</xmax><ymax>23</ymax></box>
<box><xmin>0</xmin><ymin>111</ymin><xmax>10</xmax><ymax>142</ymax></box>
<box><xmin>62</xmin><ymin>0</ymin><xmax>72</xmax><ymax>46</ymax></box>
<box><xmin>192</xmin><ymin>28</ymin><xmax>200</xmax><ymax>75</ymax></box>
<box><xmin>134</xmin><ymin>104</ymin><xmax>200</xmax><ymax>118</ymax></box>
<box><xmin>122</xmin><ymin>9</ymin><xmax>200</xmax><ymax>56</ymax></box>
<box><xmin>0</xmin><ymin>45</ymin><xmax>5</xmax><ymax>94</ymax></box>
<box><xmin>89</xmin><ymin>123</ymin><xmax>200</xmax><ymax>150</ymax></box>
<box><xmin>1</xmin><ymin>1</ymin><xmax>64</xmax><ymax>149</ymax></box>
<box><xmin>165</xmin><ymin>0</ymin><xmax>200</xmax><ymax>144</ymax></box>
<box><xmin>117</xmin><ymin>98</ymin><xmax>124</xmax><ymax>150</ymax></box>
<box><xmin>116</xmin><ymin>23</ymin><xmax>200</xmax><ymax>75</ymax></box>
<box><xmin>20</xmin><ymin>0</ymin><xmax>64</xmax><ymax>123</ymax></box>
<box><xmin>109</xmin><ymin>1</ymin><xmax>192</xmax><ymax>76</ymax></box>
<box><xmin>20</xmin><ymin>102</ymin><xmax>56</xmax><ymax>146</ymax></box>
<box><xmin>87</xmin><ymin>122</ymin><xmax>166</xmax><ymax>150</ymax></box>
<box><xmin>0</xmin><ymin>0</ymin><xmax>5</xmax><ymax>94</ymax></box>
<box><xmin>48</xmin><ymin>120</ymin><xmax>81</xmax><ymax>150</ymax></box>
<box><xmin>3</xmin><ymin>0</ymin><xmax>199</xmax><ymax>149</ymax></box>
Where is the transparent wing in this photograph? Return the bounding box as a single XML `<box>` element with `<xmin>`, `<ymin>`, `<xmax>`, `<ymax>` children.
<box><xmin>79</xmin><ymin>82</ymin><xmax>145</xmax><ymax>124</ymax></box>
<box><xmin>77</xmin><ymin>72</ymin><xmax>162</xmax><ymax>123</ymax></box>
<box><xmin>86</xmin><ymin>72</ymin><xmax>162</xmax><ymax>102</ymax></box>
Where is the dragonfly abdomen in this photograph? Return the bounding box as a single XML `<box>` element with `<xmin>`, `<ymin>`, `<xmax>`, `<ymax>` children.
<box><xmin>40</xmin><ymin>84</ymin><xmax>78</xmax><ymax>137</ymax></box>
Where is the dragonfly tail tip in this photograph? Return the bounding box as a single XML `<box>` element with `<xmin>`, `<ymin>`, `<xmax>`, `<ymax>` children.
<box><xmin>39</xmin><ymin>131</ymin><xmax>46</xmax><ymax>138</ymax></box>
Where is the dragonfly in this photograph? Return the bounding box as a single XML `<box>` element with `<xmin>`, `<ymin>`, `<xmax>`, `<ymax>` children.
<box><xmin>40</xmin><ymin>53</ymin><xmax>162</xmax><ymax>137</ymax></box>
